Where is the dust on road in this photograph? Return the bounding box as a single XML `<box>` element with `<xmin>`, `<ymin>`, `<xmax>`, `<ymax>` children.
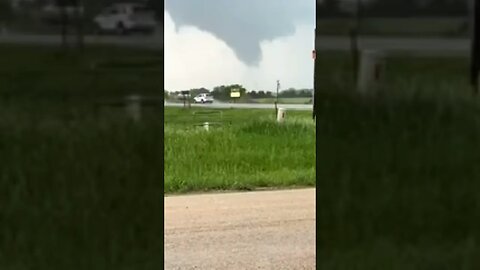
<box><xmin>165</xmin><ymin>188</ymin><xmax>316</xmax><ymax>270</ymax></box>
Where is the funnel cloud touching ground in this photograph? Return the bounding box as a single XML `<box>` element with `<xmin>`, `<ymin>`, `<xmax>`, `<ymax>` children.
<box><xmin>164</xmin><ymin>1</ymin><xmax>314</xmax><ymax>92</ymax></box>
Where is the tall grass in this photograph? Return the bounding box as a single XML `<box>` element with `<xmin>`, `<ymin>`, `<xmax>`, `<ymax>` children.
<box><xmin>317</xmin><ymin>53</ymin><xmax>480</xmax><ymax>267</ymax></box>
<box><xmin>0</xmin><ymin>44</ymin><xmax>162</xmax><ymax>101</ymax></box>
<box><xmin>164</xmin><ymin>108</ymin><xmax>315</xmax><ymax>193</ymax></box>
<box><xmin>0</xmin><ymin>45</ymin><xmax>163</xmax><ymax>269</ymax></box>
<box><xmin>0</xmin><ymin>113</ymin><xmax>163</xmax><ymax>269</ymax></box>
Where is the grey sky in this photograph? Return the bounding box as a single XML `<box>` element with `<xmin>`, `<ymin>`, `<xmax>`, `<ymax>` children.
<box><xmin>165</xmin><ymin>0</ymin><xmax>314</xmax><ymax>65</ymax></box>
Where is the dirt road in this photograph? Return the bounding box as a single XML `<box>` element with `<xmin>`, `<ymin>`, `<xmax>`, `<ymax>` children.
<box><xmin>164</xmin><ymin>188</ymin><xmax>316</xmax><ymax>270</ymax></box>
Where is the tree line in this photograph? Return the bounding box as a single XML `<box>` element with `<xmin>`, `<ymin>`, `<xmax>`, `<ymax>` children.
<box><xmin>0</xmin><ymin>0</ymin><xmax>161</xmax><ymax>23</ymax></box>
<box><xmin>166</xmin><ymin>85</ymin><xmax>313</xmax><ymax>101</ymax></box>
<box><xmin>317</xmin><ymin>0</ymin><xmax>468</xmax><ymax>18</ymax></box>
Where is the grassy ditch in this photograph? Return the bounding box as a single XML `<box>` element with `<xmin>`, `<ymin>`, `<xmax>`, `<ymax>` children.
<box><xmin>316</xmin><ymin>52</ymin><xmax>480</xmax><ymax>268</ymax></box>
<box><xmin>164</xmin><ymin>107</ymin><xmax>315</xmax><ymax>193</ymax></box>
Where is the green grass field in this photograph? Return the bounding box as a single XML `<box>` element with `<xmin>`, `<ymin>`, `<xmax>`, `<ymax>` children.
<box><xmin>0</xmin><ymin>45</ymin><xmax>161</xmax><ymax>100</ymax></box>
<box><xmin>0</xmin><ymin>45</ymin><xmax>163</xmax><ymax>269</ymax></box>
<box><xmin>164</xmin><ymin>107</ymin><xmax>315</xmax><ymax>193</ymax></box>
<box><xmin>3</xmin><ymin>43</ymin><xmax>480</xmax><ymax>268</ymax></box>
<box><xmin>316</xmin><ymin>52</ymin><xmax>480</xmax><ymax>268</ymax></box>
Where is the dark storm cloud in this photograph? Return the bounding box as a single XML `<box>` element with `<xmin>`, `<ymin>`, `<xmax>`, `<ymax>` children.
<box><xmin>165</xmin><ymin>0</ymin><xmax>313</xmax><ymax>65</ymax></box>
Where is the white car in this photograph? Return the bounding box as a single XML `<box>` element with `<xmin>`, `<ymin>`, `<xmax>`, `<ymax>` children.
<box><xmin>93</xmin><ymin>3</ymin><xmax>157</xmax><ymax>35</ymax></box>
<box><xmin>193</xmin><ymin>93</ymin><xmax>214</xmax><ymax>104</ymax></box>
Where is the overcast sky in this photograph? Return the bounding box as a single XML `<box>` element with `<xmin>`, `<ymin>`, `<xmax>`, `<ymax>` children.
<box><xmin>164</xmin><ymin>0</ymin><xmax>314</xmax><ymax>92</ymax></box>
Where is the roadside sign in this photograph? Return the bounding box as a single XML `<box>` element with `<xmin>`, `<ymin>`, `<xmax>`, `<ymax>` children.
<box><xmin>230</xmin><ymin>89</ymin><xmax>241</xmax><ymax>98</ymax></box>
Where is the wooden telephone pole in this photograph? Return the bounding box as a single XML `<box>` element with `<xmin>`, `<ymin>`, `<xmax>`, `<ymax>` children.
<box><xmin>74</xmin><ymin>0</ymin><xmax>84</xmax><ymax>52</ymax></box>
<box><xmin>470</xmin><ymin>0</ymin><xmax>480</xmax><ymax>95</ymax></box>
<box><xmin>275</xmin><ymin>80</ymin><xmax>280</xmax><ymax>115</ymax></box>
<box><xmin>57</xmin><ymin>0</ymin><xmax>84</xmax><ymax>52</ymax></box>
<box><xmin>59</xmin><ymin>0</ymin><xmax>68</xmax><ymax>49</ymax></box>
<box><xmin>350</xmin><ymin>0</ymin><xmax>362</xmax><ymax>82</ymax></box>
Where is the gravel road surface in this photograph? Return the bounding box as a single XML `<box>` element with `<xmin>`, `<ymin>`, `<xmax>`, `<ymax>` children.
<box><xmin>165</xmin><ymin>188</ymin><xmax>316</xmax><ymax>270</ymax></box>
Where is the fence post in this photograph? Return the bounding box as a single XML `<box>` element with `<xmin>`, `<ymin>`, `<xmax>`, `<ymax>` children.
<box><xmin>0</xmin><ymin>24</ymin><xmax>7</xmax><ymax>36</ymax></box>
<box><xmin>357</xmin><ymin>50</ymin><xmax>386</xmax><ymax>94</ymax></box>
<box><xmin>125</xmin><ymin>95</ymin><xmax>142</xmax><ymax>122</ymax></box>
<box><xmin>277</xmin><ymin>108</ymin><xmax>286</xmax><ymax>123</ymax></box>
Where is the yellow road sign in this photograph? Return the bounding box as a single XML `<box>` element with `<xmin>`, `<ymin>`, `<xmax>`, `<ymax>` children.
<box><xmin>230</xmin><ymin>89</ymin><xmax>241</xmax><ymax>98</ymax></box>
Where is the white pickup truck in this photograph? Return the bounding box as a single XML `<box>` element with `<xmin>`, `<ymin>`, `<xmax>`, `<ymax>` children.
<box><xmin>93</xmin><ymin>3</ymin><xmax>157</xmax><ymax>35</ymax></box>
<box><xmin>193</xmin><ymin>93</ymin><xmax>214</xmax><ymax>104</ymax></box>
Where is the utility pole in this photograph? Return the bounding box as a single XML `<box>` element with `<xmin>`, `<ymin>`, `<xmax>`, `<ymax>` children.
<box><xmin>59</xmin><ymin>1</ymin><xmax>68</xmax><ymax>50</ymax></box>
<box><xmin>314</xmin><ymin>0</ymin><xmax>320</xmax><ymax>121</ymax></box>
<box><xmin>73</xmin><ymin>0</ymin><xmax>84</xmax><ymax>52</ymax></box>
<box><xmin>470</xmin><ymin>0</ymin><xmax>480</xmax><ymax>95</ymax></box>
<box><xmin>312</xmin><ymin>48</ymin><xmax>316</xmax><ymax>120</ymax></box>
<box><xmin>350</xmin><ymin>0</ymin><xmax>362</xmax><ymax>83</ymax></box>
<box><xmin>275</xmin><ymin>80</ymin><xmax>280</xmax><ymax>115</ymax></box>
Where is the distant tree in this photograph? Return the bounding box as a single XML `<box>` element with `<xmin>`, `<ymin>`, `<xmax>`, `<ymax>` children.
<box><xmin>248</xmin><ymin>90</ymin><xmax>258</xmax><ymax>98</ymax></box>
<box><xmin>212</xmin><ymin>84</ymin><xmax>247</xmax><ymax>101</ymax></box>
<box><xmin>0</xmin><ymin>0</ymin><xmax>12</xmax><ymax>23</ymax></box>
<box><xmin>362</xmin><ymin>0</ymin><xmax>467</xmax><ymax>17</ymax></box>
<box><xmin>74</xmin><ymin>0</ymin><xmax>84</xmax><ymax>51</ymax></box>
<box><xmin>279</xmin><ymin>88</ymin><xmax>298</xmax><ymax>98</ymax></box>
<box><xmin>277</xmin><ymin>88</ymin><xmax>313</xmax><ymax>98</ymax></box>
<box><xmin>189</xmin><ymin>87</ymin><xmax>210</xmax><ymax>98</ymax></box>
<box><xmin>56</xmin><ymin>0</ymin><xmax>68</xmax><ymax>49</ymax></box>
<box><xmin>81</xmin><ymin>0</ymin><xmax>108</xmax><ymax>19</ymax></box>
<box><xmin>417</xmin><ymin>0</ymin><xmax>467</xmax><ymax>16</ymax></box>
<box><xmin>212</xmin><ymin>85</ymin><xmax>225</xmax><ymax>100</ymax></box>
<box><xmin>265</xmin><ymin>91</ymin><xmax>274</xmax><ymax>97</ymax></box>
<box><xmin>298</xmin><ymin>89</ymin><xmax>313</xmax><ymax>98</ymax></box>
<box><xmin>55</xmin><ymin>0</ymin><xmax>84</xmax><ymax>49</ymax></box>
<box><xmin>146</xmin><ymin>0</ymin><xmax>161</xmax><ymax>19</ymax></box>
<box><xmin>317</xmin><ymin>0</ymin><xmax>347</xmax><ymax>18</ymax></box>
<box><xmin>364</xmin><ymin>0</ymin><xmax>417</xmax><ymax>17</ymax></box>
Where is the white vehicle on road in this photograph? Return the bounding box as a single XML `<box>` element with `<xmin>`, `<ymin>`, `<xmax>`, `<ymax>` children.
<box><xmin>193</xmin><ymin>93</ymin><xmax>214</xmax><ymax>104</ymax></box>
<box><xmin>93</xmin><ymin>3</ymin><xmax>157</xmax><ymax>35</ymax></box>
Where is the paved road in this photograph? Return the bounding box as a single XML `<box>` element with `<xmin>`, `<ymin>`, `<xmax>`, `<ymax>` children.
<box><xmin>0</xmin><ymin>33</ymin><xmax>163</xmax><ymax>50</ymax></box>
<box><xmin>316</xmin><ymin>36</ymin><xmax>471</xmax><ymax>56</ymax></box>
<box><xmin>165</xmin><ymin>101</ymin><xmax>313</xmax><ymax>111</ymax></box>
<box><xmin>0</xmin><ymin>33</ymin><xmax>472</xmax><ymax>54</ymax></box>
<box><xmin>164</xmin><ymin>188</ymin><xmax>316</xmax><ymax>270</ymax></box>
